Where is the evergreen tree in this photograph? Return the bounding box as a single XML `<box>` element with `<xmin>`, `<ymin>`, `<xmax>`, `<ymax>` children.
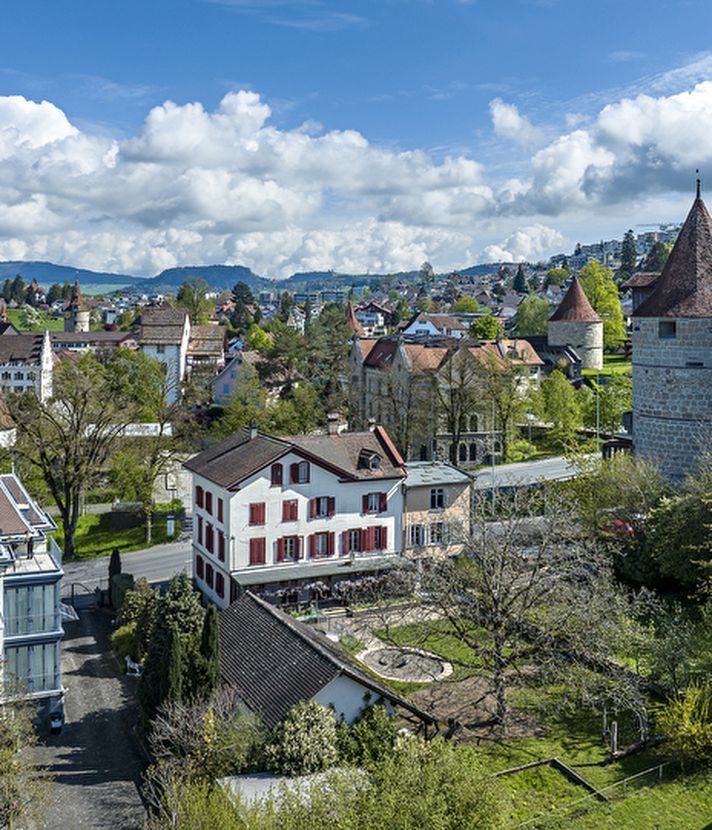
<box><xmin>513</xmin><ymin>264</ymin><xmax>527</xmax><ymax>293</ymax></box>
<box><xmin>166</xmin><ymin>624</ymin><xmax>184</xmax><ymax>705</ymax></box>
<box><xmin>1</xmin><ymin>278</ymin><xmax>11</xmax><ymax>302</ymax></box>
<box><xmin>277</xmin><ymin>291</ymin><xmax>294</xmax><ymax>323</ymax></box>
<box><xmin>47</xmin><ymin>282</ymin><xmax>64</xmax><ymax>305</ymax></box>
<box><xmin>62</xmin><ymin>279</ymin><xmax>72</xmax><ymax>300</ymax></box>
<box><xmin>642</xmin><ymin>241</ymin><xmax>672</xmax><ymax>273</ymax></box>
<box><xmin>198</xmin><ymin>605</ymin><xmax>221</xmax><ymax>697</ymax></box>
<box><xmin>108</xmin><ymin>548</ymin><xmax>122</xmax><ymax>606</ymax></box>
<box><xmin>10</xmin><ymin>274</ymin><xmax>26</xmax><ymax>305</ymax></box>
<box><xmin>618</xmin><ymin>229</ymin><xmax>637</xmax><ymax>283</ymax></box>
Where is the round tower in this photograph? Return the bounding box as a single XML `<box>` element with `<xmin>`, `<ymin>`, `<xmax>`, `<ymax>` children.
<box><xmin>547</xmin><ymin>276</ymin><xmax>603</xmax><ymax>370</ymax></box>
<box><xmin>632</xmin><ymin>184</ymin><xmax>712</xmax><ymax>481</ymax></box>
<box><xmin>64</xmin><ymin>280</ymin><xmax>90</xmax><ymax>333</ymax></box>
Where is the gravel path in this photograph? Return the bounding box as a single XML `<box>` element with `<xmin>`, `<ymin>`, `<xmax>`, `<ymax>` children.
<box><xmin>37</xmin><ymin>610</ymin><xmax>146</xmax><ymax>829</ymax></box>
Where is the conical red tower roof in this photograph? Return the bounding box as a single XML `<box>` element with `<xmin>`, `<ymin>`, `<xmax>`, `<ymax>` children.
<box><xmin>549</xmin><ymin>276</ymin><xmax>601</xmax><ymax>323</ymax></box>
<box><xmin>634</xmin><ymin>194</ymin><xmax>712</xmax><ymax>318</ymax></box>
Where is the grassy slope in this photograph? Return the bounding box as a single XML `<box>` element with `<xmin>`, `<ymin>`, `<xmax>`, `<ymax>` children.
<box><xmin>6</xmin><ymin>308</ymin><xmax>64</xmax><ymax>331</ymax></box>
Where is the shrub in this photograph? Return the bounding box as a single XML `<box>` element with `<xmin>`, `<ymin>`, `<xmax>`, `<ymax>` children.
<box><xmin>507</xmin><ymin>439</ymin><xmax>537</xmax><ymax>463</ymax></box>
<box><xmin>112</xmin><ymin>623</ymin><xmax>138</xmax><ymax>663</ymax></box>
<box><xmin>660</xmin><ymin>681</ymin><xmax>712</xmax><ymax>765</ymax></box>
<box><xmin>265</xmin><ymin>701</ymin><xmax>338</xmax><ymax>776</ymax></box>
<box><xmin>337</xmin><ymin>702</ymin><xmax>399</xmax><ymax>767</ymax></box>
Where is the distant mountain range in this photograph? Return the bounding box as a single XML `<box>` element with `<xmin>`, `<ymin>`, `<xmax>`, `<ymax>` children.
<box><xmin>0</xmin><ymin>259</ymin><xmax>519</xmax><ymax>296</ymax></box>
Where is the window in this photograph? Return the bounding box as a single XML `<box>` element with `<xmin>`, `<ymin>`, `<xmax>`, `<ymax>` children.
<box><xmin>217</xmin><ymin>498</ymin><xmax>224</xmax><ymax>523</ymax></box>
<box><xmin>469</xmin><ymin>444</ymin><xmax>477</xmax><ymax>462</ymax></box>
<box><xmin>363</xmin><ymin>492</ymin><xmax>387</xmax><ymax>514</ymax></box>
<box><xmin>408</xmin><ymin>524</ymin><xmax>425</xmax><ymax>547</ymax></box>
<box><xmin>430</xmin><ymin>488</ymin><xmax>445</xmax><ymax>510</ymax></box>
<box><xmin>156</xmin><ymin>344</ymin><xmax>165</xmax><ymax>354</ymax></box>
<box><xmin>310</xmin><ymin>496</ymin><xmax>335</xmax><ymax>519</ymax></box>
<box><xmin>249</xmin><ymin>538</ymin><xmax>266</xmax><ymax>565</ymax></box>
<box><xmin>282</xmin><ymin>499</ymin><xmax>298</xmax><ymax>522</ymax></box>
<box><xmin>290</xmin><ymin>461</ymin><xmax>310</xmax><ymax>484</ymax></box>
<box><xmin>429</xmin><ymin>522</ymin><xmax>444</xmax><ymax>544</ymax></box>
<box><xmin>459</xmin><ymin>444</ymin><xmax>467</xmax><ymax>462</ymax></box>
<box><xmin>277</xmin><ymin>536</ymin><xmax>301</xmax><ymax>562</ymax></box>
<box><xmin>344</xmin><ymin>529</ymin><xmax>362</xmax><ymax>554</ymax></box>
<box><xmin>469</xmin><ymin>415</ymin><xmax>479</xmax><ymax>432</ymax></box>
<box><xmin>309</xmin><ymin>532</ymin><xmax>335</xmax><ymax>558</ymax></box>
<box><xmin>205</xmin><ymin>491</ymin><xmax>213</xmax><ymax>515</ymax></box>
<box><xmin>195</xmin><ymin>485</ymin><xmax>204</xmax><ymax>509</ymax></box>
<box><xmin>218</xmin><ymin>532</ymin><xmax>225</xmax><ymax>561</ymax></box>
<box><xmin>215</xmin><ymin>572</ymin><xmax>225</xmax><ymax>598</ymax></box>
<box><xmin>271</xmin><ymin>463</ymin><xmax>283</xmax><ymax>487</ymax></box>
<box><xmin>196</xmin><ymin>555</ymin><xmax>204</xmax><ymax>579</ymax></box>
<box><xmin>249</xmin><ymin>502</ymin><xmax>266</xmax><ymax>526</ymax></box>
<box><xmin>205</xmin><ymin>524</ymin><xmax>214</xmax><ymax>554</ymax></box>
<box><xmin>197</xmin><ymin>516</ymin><xmax>203</xmax><ymax>546</ymax></box>
<box><xmin>659</xmin><ymin>320</ymin><xmax>677</xmax><ymax>339</ymax></box>
<box><xmin>374</xmin><ymin>526</ymin><xmax>387</xmax><ymax>551</ymax></box>
<box><xmin>205</xmin><ymin>562</ymin><xmax>214</xmax><ymax>588</ymax></box>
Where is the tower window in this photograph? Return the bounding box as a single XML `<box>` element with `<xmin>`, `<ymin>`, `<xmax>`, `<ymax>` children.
<box><xmin>658</xmin><ymin>321</ymin><xmax>676</xmax><ymax>339</ymax></box>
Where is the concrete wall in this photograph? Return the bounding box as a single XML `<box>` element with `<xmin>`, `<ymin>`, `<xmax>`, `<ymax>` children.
<box><xmin>403</xmin><ymin>481</ymin><xmax>470</xmax><ymax>558</ymax></box>
<box><xmin>632</xmin><ymin>316</ymin><xmax>712</xmax><ymax>481</ymax></box>
<box><xmin>312</xmin><ymin>674</ymin><xmax>393</xmax><ymax>724</ymax></box>
<box><xmin>548</xmin><ymin>319</ymin><xmax>603</xmax><ymax>371</ymax></box>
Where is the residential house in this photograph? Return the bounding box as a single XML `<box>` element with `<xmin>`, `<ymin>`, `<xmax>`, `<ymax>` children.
<box><xmin>187</xmin><ymin>324</ymin><xmax>227</xmax><ymax>375</ymax></box>
<box><xmin>0</xmin><ymin>331</ymin><xmax>53</xmax><ymax>401</ymax></box>
<box><xmin>400</xmin><ymin>312</ymin><xmax>469</xmax><ymax>339</ymax></box>
<box><xmin>139</xmin><ymin>304</ymin><xmax>191</xmax><ymax>403</ymax></box>
<box><xmin>403</xmin><ymin>462</ymin><xmax>472</xmax><ymax>560</ymax></box>
<box><xmin>219</xmin><ymin>591</ymin><xmax>435</xmax><ymax>729</ymax></box>
<box><xmin>0</xmin><ymin>473</ymin><xmax>64</xmax><ymax>726</ymax></box>
<box><xmin>184</xmin><ymin>421</ymin><xmax>406</xmax><ymax>608</ymax></box>
<box><xmin>49</xmin><ymin>330</ymin><xmax>137</xmax><ymax>355</ymax></box>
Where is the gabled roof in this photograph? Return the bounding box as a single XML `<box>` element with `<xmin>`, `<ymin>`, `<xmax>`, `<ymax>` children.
<box><xmin>634</xmin><ymin>196</ymin><xmax>712</xmax><ymax>318</ymax></box>
<box><xmin>139</xmin><ymin>303</ymin><xmax>189</xmax><ymax>344</ymax></box>
<box><xmin>549</xmin><ymin>277</ymin><xmax>601</xmax><ymax>323</ymax></box>
<box><xmin>403</xmin><ymin>312</ymin><xmax>468</xmax><ymax>333</ymax></box>
<box><xmin>345</xmin><ymin>302</ymin><xmax>364</xmax><ymax>336</ymax></box>
<box><xmin>188</xmin><ymin>324</ymin><xmax>226</xmax><ymax>356</ymax></box>
<box><xmin>0</xmin><ymin>333</ymin><xmax>46</xmax><ymax>365</ymax></box>
<box><xmin>184</xmin><ymin>425</ymin><xmax>405</xmax><ymax>490</ymax></box>
<box><xmin>622</xmin><ymin>271</ymin><xmax>659</xmax><ymax>289</ymax></box>
<box><xmin>220</xmin><ymin>592</ymin><xmax>434</xmax><ymax>729</ymax></box>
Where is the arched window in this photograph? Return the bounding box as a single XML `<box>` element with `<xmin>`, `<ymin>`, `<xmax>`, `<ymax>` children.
<box><xmin>469</xmin><ymin>444</ymin><xmax>477</xmax><ymax>461</ymax></box>
<box><xmin>459</xmin><ymin>444</ymin><xmax>467</xmax><ymax>462</ymax></box>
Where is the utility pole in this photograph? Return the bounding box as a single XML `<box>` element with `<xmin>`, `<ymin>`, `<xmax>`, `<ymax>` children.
<box><xmin>596</xmin><ymin>372</ymin><xmax>601</xmax><ymax>446</ymax></box>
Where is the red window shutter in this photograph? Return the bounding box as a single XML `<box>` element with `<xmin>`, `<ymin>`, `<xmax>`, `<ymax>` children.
<box><xmin>282</xmin><ymin>501</ymin><xmax>289</xmax><ymax>522</ymax></box>
<box><xmin>258</xmin><ymin>503</ymin><xmax>265</xmax><ymax>524</ymax></box>
<box><xmin>359</xmin><ymin>528</ymin><xmax>367</xmax><ymax>551</ymax></box>
<box><xmin>380</xmin><ymin>526</ymin><xmax>387</xmax><ymax>551</ymax></box>
<box><xmin>206</xmin><ymin>563</ymin><xmax>213</xmax><ymax>588</ymax></box>
<box><xmin>250</xmin><ymin>503</ymin><xmax>265</xmax><ymax>526</ymax></box>
<box><xmin>309</xmin><ymin>498</ymin><xmax>317</xmax><ymax>519</ymax></box>
<box><xmin>342</xmin><ymin>531</ymin><xmax>350</xmax><ymax>555</ymax></box>
<box><xmin>271</xmin><ymin>463</ymin><xmax>283</xmax><ymax>486</ymax></box>
<box><xmin>276</xmin><ymin>538</ymin><xmax>285</xmax><ymax>562</ymax></box>
<box><xmin>366</xmin><ymin>527</ymin><xmax>376</xmax><ymax>551</ymax></box>
<box><xmin>309</xmin><ymin>534</ymin><xmax>316</xmax><ymax>558</ymax></box>
<box><xmin>249</xmin><ymin>538</ymin><xmax>264</xmax><ymax>565</ymax></box>
<box><xmin>291</xmin><ymin>501</ymin><xmax>298</xmax><ymax>520</ymax></box>
<box><xmin>216</xmin><ymin>573</ymin><xmax>224</xmax><ymax>598</ymax></box>
<box><xmin>205</xmin><ymin>492</ymin><xmax>213</xmax><ymax>515</ymax></box>
<box><xmin>195</xmin><ymin>486</ymin><xmax>204</xmax><ymax>508</ymax></box>
<box><xmin>218</xmin><ymin>533</ymin><xmax>225</xmax><ymax>562</ymax></box>
<box><xmin>217</xmin><ymin>498</ymin><xmax>223</xmax><ymax>523</ymax></box>
<box><xmin>290</xmin><ymin>463</ymin><xmax>299</xmax><ymax>484</ymax></box>
<box><xmin>327</xmin><ymin>532</ymin><xmax>335</xmax><ymax>556</ymax></box>
<box><xmin>362</xmin><ymin>494</ymin><xmax>369</xmax><ymax>514</ymax></box>
<box><xmin>327</xmin><ymin>497</ymin><xmax>335</xmax><ymax>517</ymax></box>
<box><xmin>197</xmin><ymin>516</ymin><xmax>203</xmax><ymax>546</ymax></box>
<box><xmin>196</xmin><ymin>555</ymin><xmax>204</xmax><ymax>579</ymax></box>
<box><xmin>206</xmin><ymin>524</ymin><xmax>213</xmax><ymax>553</ymax></box>
<box><xmin>379</xmin><ymin>492</ymin><xmax>387</xmax><ymax>513</ymax></box>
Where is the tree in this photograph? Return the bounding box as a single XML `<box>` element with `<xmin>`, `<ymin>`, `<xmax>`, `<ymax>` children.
<box><xmin>198</xmin><ymin>605</ymin><xmax>221</xmax><ymax>698</ymax></box>
<box><xmin>6</xmin><ymin>355</ymin><xmax>136</xmax><ymax>559</ymax></box>
<box><xmin>433</xmin><ymin>347</ymin><xmax>483</xmax><ymax>464</ymax></box>
<box><xmin>245</xmin><ymin>323</ymin><xmax>271</xmax><ymax>352</ymax></box>
<box><xmin>535</xmin><ymin>369</ymin><xmax>582</xmax><ymax>448</ymax></box>
<box><xmin>263</xmin><ymin>383</ymin><xmax>324</xmax><ymax>436</ymax></box>
<box><xmin>166</xmin><ymin>624</ymin><xmax>184</xmax><ymax>705</ymax></box>
<box><xmin>579</xmin><ymin>374</ymin><xmax>632</xmax><ymax>435</ymax></box>
<box><xmin>544</xmin><ymin>267</ymin><xmax>568</xmax><ymax>287</ymax></box>
<box><xmin>118</xmin><ymin>578</ymin><xmax>159</xmax><ymax>660</ymax></box>
<box><xmin>577</xmin><ymin>261</ymin><xmax>626</xmax><ymax>348</ymax></box>
<box><xmin>177</xmin><ymin>278</ymin><xmax>212</xmax><ymax>324</ymax></box>
<box><xmin>265</xmin><ymin>701</ymin><xmax>339</xmax><ymax>776</ymax></box>
<box><xmin>307</xmin><ymin>303</ymin><xmax>352</xmax><ymax>411</ymax></box>
<box><xmin>419</xmin><ymin>261</ymin><xmax>435</xmax><ymax>281</ymax></box>
<box><xmin>469</xmin><ymin>314</ymin><xmax>502</xmax><ymax>340</ymax></box>
<box><xmin>9</xmin><ymin>275</ymin><xmax>25</xmax><ymax>305</ymax></box>
<box><xmin>513</xmin><ymin>263</ymin><xmax>527</xmax><ymax>293</ymax></box>
<box><xmin>214</xmin><ymin>362</ymin><xmax>266</xmax><ymax>439</ymax></box>
<box><xmin>276</xmin><ymin>291</ymin><xmax>294</xmax><ymax>323</ymax></box>
<box><xmin>230</xmin><ymin>281</ymin><xmax>255</xmax><ymax>333</ymax></box>
<box><xmin>618</xmin><ymin>229</ymin><xmax>637</xmax><ymax>283</ymax></box>
<box><xmin>452</xmin><ymin>296</ymin><xmax>479</xmax><ymax>313</ymax></box>
<box><xmin>108</xmin><ymin>548</ymin><xmax>122</xmax><ymax>603</ymax></box>
<box><xmin>511</xmin><ymin>294</ymin><xmax>550</xmax><ymax>336</ymax></box>
<box><xmin>642</xmin><ymin>241</ymin><xmax>672</xmax><ymax>273</ymax></box>
<box><xmin>18</xmin><ymin>305</ymin><xmax>52</xmax><ymax>331</ymax></box>
<box><xmin>46</xmin><ymin>282</ymin><xmax>63</xmax><ymax>305</ymax></box>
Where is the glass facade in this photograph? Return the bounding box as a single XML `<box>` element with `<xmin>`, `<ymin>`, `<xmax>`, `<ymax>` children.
<box><xmin>5</xmin><ymin>642</ymin><xmax>59</xmax><ymax>693</ymax></box>
<box><xmin>5</xmin><ymin>584</ymin><xmax>59</xmax><ymax>636</ymax></box>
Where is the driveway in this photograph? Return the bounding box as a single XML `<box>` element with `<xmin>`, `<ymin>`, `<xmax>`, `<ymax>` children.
<box><xmin>38</xmin><ymin>610</ymin><xmax>146</xmax><ymax>829</ymax></box>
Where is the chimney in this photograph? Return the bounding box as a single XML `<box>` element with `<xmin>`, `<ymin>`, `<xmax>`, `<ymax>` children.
<box><xmin>326</xmin><ymin>413</ymin><xmax>340</xmax><ymax>436</ymax></box>
<box><xmin>249</xmin><ymin>420</ymin><xmax>258</xmax><ymax>440</ymax></box>
<box><xmin>367</xmin><ymin>417</ymin><xmax>377</xmax><ymax>432</ymax></box>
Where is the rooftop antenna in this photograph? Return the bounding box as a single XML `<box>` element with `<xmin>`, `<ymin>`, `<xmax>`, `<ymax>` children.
<box><xmin>696</xmin><ymin>169</ymin><xmax>701</xmax><ymax>199</ymax></box>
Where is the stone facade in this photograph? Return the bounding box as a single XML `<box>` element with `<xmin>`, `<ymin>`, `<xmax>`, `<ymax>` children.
<box><xmin>547</xmin><ymin>319</ymin><xmax>603</xmax><ymax>371</ymax></box>
<box><xmin>632</xmin><ymin>316</ymin><xmax>712</xmax><ymax>480</ymax></box>
<box><xmin>403</xmin><ymin>478</ymin><xmax>471</xmax><ymax>559</ymax></box>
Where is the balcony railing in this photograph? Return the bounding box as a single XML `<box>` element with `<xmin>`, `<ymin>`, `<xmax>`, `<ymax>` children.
<box><xmin>4</xmin><ymin>613</ymin><xmax>62</xmax><ymax>637</ymax></box>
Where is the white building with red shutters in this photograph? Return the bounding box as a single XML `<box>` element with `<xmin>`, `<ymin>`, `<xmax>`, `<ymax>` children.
<box><xmin>184</xmin><ymin>419</ymin><xmax>406</xmax><ymax>608</ymax></box>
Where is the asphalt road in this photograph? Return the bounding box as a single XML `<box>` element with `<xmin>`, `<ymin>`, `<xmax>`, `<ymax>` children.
<box><xmin>472</xmin><ymin>455</ymin><xmax>583</xmax><ymax>490</ymax></box>
<box><xmin>62</xmin><ymin>539</ymin><xmax>192</xmax><ymax>592</ymax></box>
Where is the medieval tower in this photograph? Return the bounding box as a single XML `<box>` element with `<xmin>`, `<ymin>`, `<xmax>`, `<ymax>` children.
<box><xmin>64</xmin><ymin>280</ymin><xmax>90</xmax><ymax>333</ymax></box>
<box><xmin>547</xmin><ymin>276</ymin><xmax>603</xmax><ymax>370</ymax></box>
<box><xmin>632</xmin><ymin>185</ymin><xmax>712</xmax><ymax>481</ymax></box>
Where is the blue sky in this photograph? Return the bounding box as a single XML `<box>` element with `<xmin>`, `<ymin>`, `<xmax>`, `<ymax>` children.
<box><xmin>1</xmin><ymin>0</ymin><xmax>712</xmax><ymax>275</ymax></box>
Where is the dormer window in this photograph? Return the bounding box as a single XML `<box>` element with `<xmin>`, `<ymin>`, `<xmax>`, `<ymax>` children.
<box><xmin>358</xmin><ymin>449</ymin><xmax>382</xmax><ymax>470</ymax></box>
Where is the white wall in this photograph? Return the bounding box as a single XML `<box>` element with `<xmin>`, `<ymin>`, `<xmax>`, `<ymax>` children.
<box><xmin>312</xmin><ymin>673</ymin><xmax>394</xmax><ymax>724</ymax></box>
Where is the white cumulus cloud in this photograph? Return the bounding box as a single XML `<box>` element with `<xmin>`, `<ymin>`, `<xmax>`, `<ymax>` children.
<box><xmin>489</xmin><ymin>98</ymin><xmax>544</xmax><ymax>146</ymax></box>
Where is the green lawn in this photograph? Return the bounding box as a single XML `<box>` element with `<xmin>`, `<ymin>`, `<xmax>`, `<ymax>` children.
<box><xmin>5</xmin><ymin>308</ymin><xmax>64</xmax><ymax>331</ymax></box>
<box><xmin>583</xmin><ymin>353</ymin><xmax>632</xmax><ymax>379</ymax></box>
<box><xmin>52</xmin><ymin>509</ymin><xmax>180</xmax><ymax>560</ymax></box>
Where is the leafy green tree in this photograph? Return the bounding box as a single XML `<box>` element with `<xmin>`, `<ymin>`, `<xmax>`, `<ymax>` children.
<box><xmin>660</xmin><ymin>680</ymin><xmax>712</xmax><ymax>764</ymax></box>
<box><xmin>244</xmin><ymin>323</ymin><xmax>271</xmax><ymax>356</ymax></box>
<box><xmin>544</xmin><ymin>267</ymin><xmax>568</xmax><ymax>287</ymax></box>
<box><xmin>451</xmin><ymin>296</ymin><xmax>479</xmax><ymax>313</ymax></box>
<box><xmin>391</xmin><ymin>294</ymin><xmax>412</xmax><ymax>326</ymax></box>
<box><xmin>579</xmin><ymin>374</ymin><xmax>632</xmax><ymax>435</ymax></box>
<box><xmin>177</xmin><ymin>278</ymin><xmax>213</xmax><ymax>324</ymax></box>
<box><xmin>513</xmin><ymin>263</ymin><xmax>527</xmax><ymax>293</ymax></box>
<box><xmin>307</xmin><ymin>303</ymin><xmax>351</xmax><ymax>411</ymax></box>
<box><xmin>9</xmin><ymin>274</ymin><xmax>26</xmax><ymax>305</ymax></box>
<box><xmin>642</xmin><ymin>241</ymin><xmax>672</xmax><ymax>272</ymax></box>
<box><xmin>118</xmin><ymin>578</ymin><xmax>159</xmax><ymax>660</ymax></box>
<box><xmin>336</xmin><ymin>703</ymin><xmax>399</xmax><ymax>767</ymax></box>
<box><xmin>535</xmin><ymin>369</ymin><xmax>581</xmax><ymax>448</ymax></box>
<box><xmin>18</xmin><ymin>305</ymin><xmax>52</xmax><ymax>331</ymax></box>
<box><xmin>230</xmin><ymin>281</ymin><xmax>255</xmax><ymax>333</ymax></box>
<box><xmin>215</xmin><ymin>362</ymin><xmax>267</xmax><ymax>438</ymax></box>
<box><xmin>618</xmin><ymin>229</ymin><xmax>637</xmax><ymax>283</ymax></box>
<box><xmin>263</xmin><ymin>383</ymin><xmax>324</xmax><ymax>435</ymax></box>
<box><xmin>578</xmin><ymin>261</ymin><xmax>626</xmax><ymax>348</ymax></box>
<box><xmin>46</xmin><ymin>282</ymin><xmax>64</xmax><ymax>305</ymax></box>
<box><xmin>469</xmin><ymin>314</ymin><xmax>502</xmax><ymax>340</ymax></box>
<box><xmin>265</xmin><ymin>701</ymin><xmax>339</xmax><ymax>776</ymax></box>
<box><xmin>276</xmin><ymin>291</ymin><xmax>294</xmax><ymax>323</ymax></box>
<box><xmin>512</xmin><ymin>293</ymin><xmax>550</xmax><ymax>336</ymax></box>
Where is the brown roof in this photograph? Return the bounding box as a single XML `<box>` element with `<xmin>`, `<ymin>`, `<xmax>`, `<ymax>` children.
<box><xmin>549</xmin><ymin>277</ymin><xmax>601</xmax><ymax>323</ymax></box>
<box><xmin>140</xmin><ymin>303</ymin><xmax>189</xmax><ymax>344</ymax></box>
<box><xmin>470</xmin><ymin>339</ymin><xmax>544</xmax><ymax>368</ymax></box>
<box><xmin>64</xmin><ymin>280</ymin><xmax>88</xmax><ymax>312</ymax></box>
<box><xmin>345</xmin><ymin>301</ymin><xmax>364</xmax><ymax>336</ymax></box>
<box><xmin>406</xmin><ymin>313</ymin><xmax>468</xmax><ymax>332</ymax></box>
<box><xmin>0</xmin><ymin>333</ymin><xmax>45</xmax><ymax>364</ymax></box>
<box><xmin>634</xmin><ymin>197</ymin><xmax>712</xmax><ymax>318</ymax></box>
<box><xmin>402</xmin><ymin>343</ymin><xmax>449</xmax><ymax>371</ymax></box>
<box><xmin>355</xmin><ymin>338</ymin><xmax>377</xmax><ymax>360</ymax></box>
<box><xmin>364</xmin><ymin>339</ymin><xmax>399</xmax><ymax>369</ymax></box>
<box><xmin>622</xmin><ymin>271</ymin><xmax>660</xmax><ymax>289</ymax></box>
<box><xmin>188</xmin><ymin>324</ymin><xmax>225</xmax><ymax>356</ymax></box>
<box><xmin>50</xmin><ymin>331</ymin><xmax>133</xmax><ymax>346</ymax></box>
<box><xmin>184</xmin><ymin>426</ymin><xmax>405</xmax><ymax>490</ymax></box>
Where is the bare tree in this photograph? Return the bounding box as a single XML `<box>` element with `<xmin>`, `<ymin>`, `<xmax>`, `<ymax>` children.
<box><xmin>433</xmin><ymin>345</ymin><xmax>484</xmax><ymax>463</ymax></box>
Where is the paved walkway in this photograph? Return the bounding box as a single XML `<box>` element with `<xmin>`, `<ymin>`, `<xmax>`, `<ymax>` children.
<box><xmin>37</xmin><ymin>610</ymin><xmax>146</xmax><ymax>829</ymax></box>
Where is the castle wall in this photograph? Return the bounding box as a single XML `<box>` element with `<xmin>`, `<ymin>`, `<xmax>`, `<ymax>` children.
<box><xmin>547</xmin><ymin>320</ymin><xmax>603</xmax><ymax>370</ymax></box>
<box><xmin>632</xmin><ymin>316</ymin><xmax>712</xmax><ymax>480</ymax></box>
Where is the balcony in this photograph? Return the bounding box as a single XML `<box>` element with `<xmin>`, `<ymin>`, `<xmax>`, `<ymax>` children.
<box><xmin>4</xmin><ymin>612</ymin><xmax>63</xmax><ymax>638</ymax></box>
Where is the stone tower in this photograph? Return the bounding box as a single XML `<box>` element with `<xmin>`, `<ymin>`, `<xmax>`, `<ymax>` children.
<box><xmin>632</xmin><ymin>187</ymin><xmax>712</xmax><ymax>481</ymax></box>
<box><xmin>547</xmin><ymin>276</ymin><xmax>603</xmax><ymax>370</ymax></box>
<box><xmin>64</xmin><ymin>280</ymin><xmax>90</xmax><ymax>333</ymax></box>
